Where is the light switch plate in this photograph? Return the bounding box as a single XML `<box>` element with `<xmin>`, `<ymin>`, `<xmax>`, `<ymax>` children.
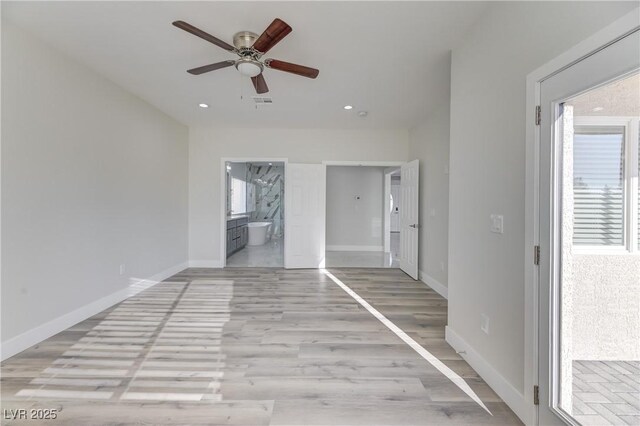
<box><xmin>481</xmin><ymin>314</ymin><xmax>490</xmax><ymax>334</ymax></box>
<box><xmin>490</xmin><ymin>214</ymin><xmax>504</xmax><ymax>234</ymax></box>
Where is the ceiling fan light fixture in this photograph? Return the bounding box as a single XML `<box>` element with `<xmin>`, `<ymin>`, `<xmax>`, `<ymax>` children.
<box><xmin>236</xmin><ymin>60</ymin><xmax>263</xmax><ymax>78</ymax></box>
<box><xmin>174</xmin><ymin>18</ymin><xmax>319</xmax><ymax>95</ymax></box>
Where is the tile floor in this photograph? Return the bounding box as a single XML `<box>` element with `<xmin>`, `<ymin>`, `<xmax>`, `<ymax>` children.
<box><xmin>325</xmin><ymin>232</ymin><xmax>400</xmax><ymax>268</ymax></box>
<box><xmin>226</xmin><ymin>237</ymin><xmax>284</xmax><ymax>267</ymax></box>
<box><xmin>572</xmin><ymin>360</ymin><xmax>640</xmax><ymax>425</ymax></box>
<box><xmin>0</xmin><ymin>268</ymin><xmax>521</xmax><ymax>425</ymax></box>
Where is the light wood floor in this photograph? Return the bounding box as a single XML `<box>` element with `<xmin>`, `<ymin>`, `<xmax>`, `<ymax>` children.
<box><xmin>1</xmin><ymin>268</ymin><xmax>522</xmax><ymax>425</ymax></box>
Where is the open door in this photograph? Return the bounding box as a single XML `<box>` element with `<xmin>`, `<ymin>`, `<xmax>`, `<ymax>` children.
<box><xmin>284</xmin><ymin>164</ymin><xmax>326</xmax><ymax>269</ymax></box>
<box><xmin>537</xmin><ymin>29</ymin><xmax>640</xmax><ymax>426</ymax></box>
<box><xmin>400</xmin><ymin>160</ymin><xmax>419</xmax><ymax>279</ymax></box>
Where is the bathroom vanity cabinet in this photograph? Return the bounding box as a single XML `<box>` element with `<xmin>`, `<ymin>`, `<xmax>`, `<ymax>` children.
<box><xmin>226</xmin><ymin>216</ymin><xmax>248</xmax><ymax>257</ymax></box>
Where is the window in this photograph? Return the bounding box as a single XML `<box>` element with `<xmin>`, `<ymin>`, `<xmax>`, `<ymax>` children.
<box><xmin>572</xmin><ymin>117</ymin><xmax>639</xmax><ymax>252</ymax></box>
<box><xmin>231</xmin><ymin>177</ymin><xmax>247</xmax><ymax>214</ymax></box>
<box><xmin>573</xmin><ymin>126</ymin><xmax>625</xmax><ymax>246</ymax></box>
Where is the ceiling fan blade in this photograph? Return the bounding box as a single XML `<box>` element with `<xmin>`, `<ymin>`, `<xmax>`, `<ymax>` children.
<box><xmin>252</xmin><ymin>18</ymin><xmax>292</xmax><ymax>54</ymax></box>
<box><xmin>172</xmin><ymin>20</ymin><xmax>235</xmax><ymax>52</ymax></box>
<box><xmin>251</xmin><ymin>74</ymin><xmax>269</xmax><ymax>94</ymax></box>
<box><xmin>187</xmin><ymin>60</ymin><xmax>236</xmax><ymax>75</ymax></box>
<box><xmin>264</xmin><ymin>59</ymin><xmax>319</xmax><ymax>79</ymax></box>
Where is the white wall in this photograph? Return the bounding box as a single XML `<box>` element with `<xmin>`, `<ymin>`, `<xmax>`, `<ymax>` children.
<box><xmin>1</xmin><ymin>22</ymin><xmax>189</xmax><ymax>356</ymax></box>
<box><xmin>326</xmin><ymin>166</ymin><xmax>385</xmax><ymax>250</ymax></box>
<box><xmin>409</xmin><ymin>100</ymin><xmax>450</xmax><ymax>290</ymax></box>
<box><xmin>447</xmin><ymin>0</ymin><xmax>637</xmax><ymax>411</ymax></box>
<box><xmin>189</xmin><ymin>127</ymin><xmax>409</xmax><ymax>265</ymax></box>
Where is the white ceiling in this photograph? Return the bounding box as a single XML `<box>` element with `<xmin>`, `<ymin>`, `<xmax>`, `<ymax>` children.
<box><xmin>3</xmin><ymin>1</ymin><xmax>489</xmax><ymax>129</ymax></box>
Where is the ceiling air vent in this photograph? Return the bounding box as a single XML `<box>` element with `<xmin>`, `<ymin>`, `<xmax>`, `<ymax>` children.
<box><xmin>253</xmin><ymin>96</ymin><xmax>273</xmax><ymax>104</ymax></box>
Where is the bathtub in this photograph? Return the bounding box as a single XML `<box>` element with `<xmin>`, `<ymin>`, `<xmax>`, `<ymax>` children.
<box><xmin>247</xmin><ymin>222</ymin><xmax>272</xmax><ymax>246</ymax></box>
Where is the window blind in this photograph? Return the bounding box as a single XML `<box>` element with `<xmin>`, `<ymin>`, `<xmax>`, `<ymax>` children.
<box><xmin>573</xmin><ymin>126</ymin><xmax>625</xmax><ymax>246</ymax></box>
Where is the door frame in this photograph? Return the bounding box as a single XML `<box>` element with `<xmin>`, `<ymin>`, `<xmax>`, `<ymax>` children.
<box><xmin>322</xmin><ymin>160</ymin><xmax>406</xmax><ymax>258</ymax></box>
<box><xmin>220</xmin><ymin>157</ymin><xmax>288</xmax><ymax>268</ymax></box>
<box><xmin>384</xmin><ymin>167</ymin><xmax>401</xmax><ymax>252</ymax></box>
<box><xmin>524</xmin><ymin>9</ymin><xmax>639</xmax><ymax>425</ymax></box>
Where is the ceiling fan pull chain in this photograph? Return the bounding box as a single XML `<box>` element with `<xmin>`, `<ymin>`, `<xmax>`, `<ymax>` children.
<box><xmin>239</xmin><ymin>71</ymin><xmax>244</xmax><ymax>101</ymax></box>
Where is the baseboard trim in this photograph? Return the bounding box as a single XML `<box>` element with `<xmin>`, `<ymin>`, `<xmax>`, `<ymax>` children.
<box><xmin>0</xmin><ymin>261</ymin><xmax>188</xmax><ymax>361</ymax></box>
<box><xmin>418</xmin><ymin>270</ymin><xmax>448</xmax><ymax>299</ymax></box>
<box><xmin>188</xmin><ymin>260</ymin><xmax>224</xmax><ymax>268</ymax></box>
<box><xmin>445</xmin><ymin>326</ymin><xmax>529</xmax><ymax>424</ymax></box>
<box><xmin>326</xmin><ymin>245</ymin><xmax>383</xmax><ymax>252</ymax></box>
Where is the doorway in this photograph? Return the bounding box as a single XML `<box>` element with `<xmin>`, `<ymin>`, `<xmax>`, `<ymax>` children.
<box><xmin>324</xmin><ymin>165</ymin><xmax>398</xmax><ymax>268</ymax></box>
<box><xmin>321</xmin><ymin>159</ymin><xmax>419</xmax><ymax>279</ymax></box>
<box><xmin>537</xmin><ymin>30</ymin><xmax>639</xmax><ymax>425</ymax></box>
<box><xmin>222</xmin><ymin>159</ymin><xmax>286</xmax><ymax>267</ymax></box>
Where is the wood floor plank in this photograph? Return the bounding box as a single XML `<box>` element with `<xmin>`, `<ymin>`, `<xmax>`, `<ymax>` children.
<box><xmin>1</xmin><ymin>267</ymin><xmax>522</xmax><ymax>425</ymax></box>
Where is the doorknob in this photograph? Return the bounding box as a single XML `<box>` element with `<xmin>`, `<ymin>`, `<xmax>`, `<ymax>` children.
<box><xmin>409</xmin><ymin>224</ymin><xmax>420</xmax><ymax>229</ymax></box>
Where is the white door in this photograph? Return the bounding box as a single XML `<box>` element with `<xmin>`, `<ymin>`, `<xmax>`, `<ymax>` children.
<box><xmin>538</xmin><ymin>30</ymin><xmax>639</xmax><ymax>425</ymax></box>
<box><xmin>284</xmin><ymin>164</ymin><xmax>326</xmax><ymax>269</ymax></box>
<box><xmin>400</xmin><ymin>160</ymin><xmax>419</xmax><ymax>279</ymax></box>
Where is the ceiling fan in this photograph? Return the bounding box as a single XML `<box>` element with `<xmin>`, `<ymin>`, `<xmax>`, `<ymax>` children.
<box><xmin>173</xmin><ymin>18</ymin><xmax>319</xmax><ymax>94</ymax></box>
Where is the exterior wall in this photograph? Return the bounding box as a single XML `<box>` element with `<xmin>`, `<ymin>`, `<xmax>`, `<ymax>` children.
<box><xmin>571</xmin><ymin>255</ymin><xmax>640</xmax><ymax>360</ymax></box>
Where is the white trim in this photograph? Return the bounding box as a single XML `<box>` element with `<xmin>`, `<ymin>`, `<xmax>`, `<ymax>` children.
<box><xmin>445</xmin><ymin>326</ymin><xmax>528</xmax><ymax>424</ymax></box>
<box><xmin>418</xmin><ymin>270</ymin><xmax>448</xmax><ymax>299</ymax></box>
<box><xmin>630</xmin><ymin>117</ymin><xmax>640</xmax><ymax>253</ymax></box>
<box><xmin>188</xmin><ymin>260</ymin><xmax>223</xmax><ymax>268</ymax></box>
<box><xmin>322</xmin><ymin>160</ymin><xmax>405</xmax><ymax>167</ymax></box>
<box><xmin>326</xmin><ymin>245</ymin><xmax>383</xmax><ymax>252</ymax></box>
<box><xmin>220</xmin><ymin>157</ymin><xmax>288</xmax><ymax>268</ymax></box>
<box><xmin>383</xmin><ymin>167</ymin><xmax>402</xmax><ymax>254</ymax></box>
<box><xmin>526</xmin><ymin>10</ymin><xmax>640</xmax><ymax>86</ymax></box>
<box><xmin>384</xmin><ymin>172</ymin><xmax>392</xmax><ymax>253</ymax></box>
<box><xmin>525</xmin><ymin>9</ymin><xmax>640</xmax><ymax>426</ymax></box>
<box><xmin>0</xmin><ymin>261</ymin><xmax>188</xmax><ymax>361</ymax></box>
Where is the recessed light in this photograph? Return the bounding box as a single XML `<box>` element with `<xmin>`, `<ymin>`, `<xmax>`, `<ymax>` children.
<box><xmin>198</xmin><ymin>103</ymin><xmax>209</xmax><ymax>108</ymax></box>
<box><xmin>358</xmin><ymin>111</ymin><xmax>368</xmax><ymax>117</ymax></box>
<box><xmin>592</xmin><ymin>106</ymin><xmax>604</xmax><ymax>112</ymax></box>
<box><xmin>343</xmin><ymin>105</ymin><xmax>353</xmax><ymax>110</ymax></box>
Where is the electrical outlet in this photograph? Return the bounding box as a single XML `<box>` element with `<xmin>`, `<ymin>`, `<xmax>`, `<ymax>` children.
<box><xmin>481</xmin><ymin>314</ymin><xmax>490</xmax><ymax>334</ymax></box>
<box><xmin>490</xmin><ymin>214</ymin><xmax>504</xmax><ymax>234</ymax></box>
<box><xmin>119</xmin><ymin>264</ymin><xmax>126</xmax><ymax>276</ymax></box>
